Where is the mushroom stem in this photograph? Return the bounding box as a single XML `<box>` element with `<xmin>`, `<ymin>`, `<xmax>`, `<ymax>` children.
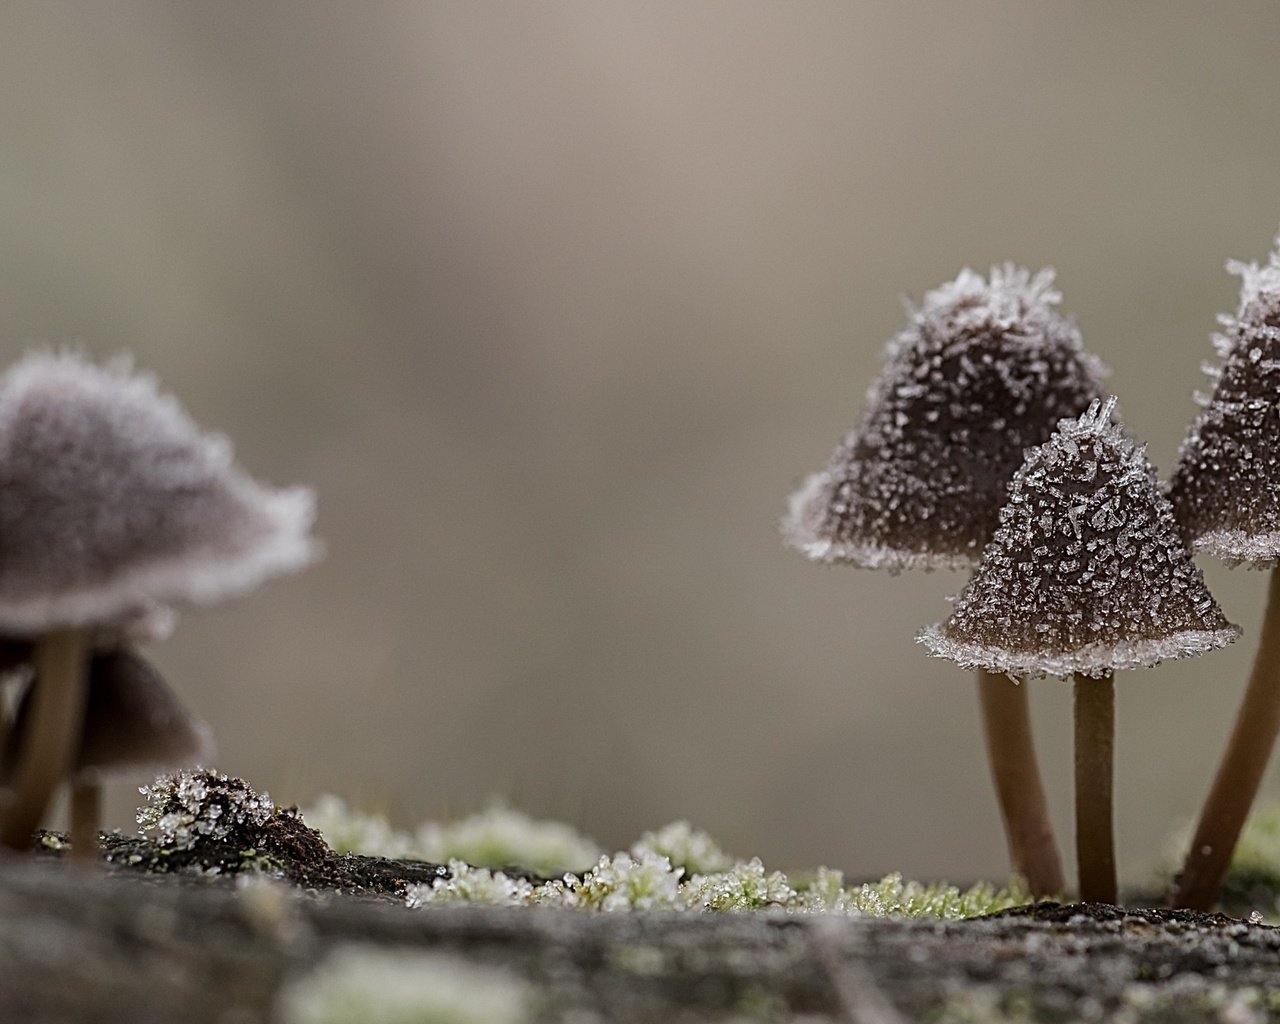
<box><xmin>68</xmin><ymin>779</ymin><xmax>101</xmax><ymax>864</ymax></box>
<box><xmin>0</xmin><ymin>629</ymin><xmax>89</xmax><ymax>851</ymax></box>
<box><xmin>976</xmin><ymin>668</ymin><xmax>1064</xmax><ymax>896</ymax></box>
<box><xmin>1173</xmin><ymin>568</ymin><xmax>1280</xmax><ymax>911</ymax></box>
<box><xmin>1073</xmin><ymin>671</ymin><xmax>1116</xmax><ymax>904</ymax></box>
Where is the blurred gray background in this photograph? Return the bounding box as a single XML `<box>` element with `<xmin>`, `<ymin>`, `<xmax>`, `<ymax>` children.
<box><xmin>2</xmin><ymin>1</ymin><xmax>1278</xmax><ymax>886</ymax></box>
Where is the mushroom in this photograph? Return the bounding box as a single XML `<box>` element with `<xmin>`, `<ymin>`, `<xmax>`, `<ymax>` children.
<box><xmin>920</xmin><ymin>397</ymin><xmax>1239</xmax><ymax>903</ymax></box>
<box><xmin>1168</xmin><ymin>238</ymin><xmax>1280</xmax><ymax>910</ymax></box>
<box><xmin>5</xmin><ymin>647</ymin><xmax>213</xmax><ymax>860</ymax></box>
<box><xmin>0</xmin><ymin>350</ymin><xmax>317</xmax><ymax>852</ymax></box>
<box><xmin>783</xmin><ymin>265</ymin><xmax>1107</xmax><ymax>896</ymax></box>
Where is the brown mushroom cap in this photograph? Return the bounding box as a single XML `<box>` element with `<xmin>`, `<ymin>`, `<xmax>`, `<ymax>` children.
<box><xmin>5</xmin><ymin>647</ymin><xmax>213</xmax><ymax>779</ymax></box>
<box><xmin>783</xmin><ymin>266</ymin><xmax>1108</xmax><ymax>572</ymax></box>
<box><xmin>920</xmin><ymin>399</ymin><xmax>1240</xmax><ymax>678</ymax></box>
<box><xmin>0</xmin><ymin>351</ymin><xmax>318</xmax><ymax>634</ymax></box>
<box><xmin>1169</xmin><ymin>241</ymin><xmax>1280</xmax><ymax>567</ymax></box>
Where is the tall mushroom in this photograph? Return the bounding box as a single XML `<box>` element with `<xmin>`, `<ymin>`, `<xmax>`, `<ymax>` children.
<box><xmin>920</xmin><ymin>398</ymin><xmax>1239</xmax><ymax>903</ymax></box>
<box><xmin>0</xmin><ymin>350</ymin><xmax>317</xmax><ymax>852</ymax></box>
<box><xmin>783</xmin><ymin>265</ymin><xmax>1107</xmax><ymax>896</ymax></box>
<box><xmin>1168</xmin><ymin>238</ymin><xmax>1280</xmax><ymax>910</ymax></box>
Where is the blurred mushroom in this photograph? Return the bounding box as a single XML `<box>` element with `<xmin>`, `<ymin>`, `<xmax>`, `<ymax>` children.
<box><xmin>921</xmin><ymin>398</ymin><xmax>1239</xmax><ymax>903</ymax></box>
<box><xmin>784</xmin><ymin>266</ymin><xmax>1107</xmax><ymax>896</ymax></box>
<box><xmin>1168</xmin><ymin>238</ymin><xmax>1280</xmax><ymax>910</ymax></box>
<box><xmin>0</xmin><ymin>351</ymin><xmax>317</xmax><ymax>852</ymax></box>
<box><xmin>5</xmin><ymin>647</ymin><xmax>213</xmax><ymax>860</ymax></box>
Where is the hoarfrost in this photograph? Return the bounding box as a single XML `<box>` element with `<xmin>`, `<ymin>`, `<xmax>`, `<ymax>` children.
<box><xmin>920</xmin><ymin>399</ymin><xmax>1239</xmax><ymax>678</ymax></box>
<box><xmin>783</xmin><ymin>265</ymin><xmax>1107</xmax><ymax>571</ymax></box>
<box><xmin>1170</xmin><ymin>236</ymin><xmax>1280</xmax><ymax>567</ymax></box>
<box><xmin>137</xmin><ymin>768</ymin><xmax>274</xmax><ymax>850</ymax></box>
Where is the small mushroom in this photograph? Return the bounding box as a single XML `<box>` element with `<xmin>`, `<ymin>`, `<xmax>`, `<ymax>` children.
<box><xmin>5</xmin><ymin>647</ymin><xmax>213</xmax><ymax>860</ymax></box>
<box><xmin>0</xmin><ymin>351</ymin><xmax>317</xmax><ymax>852</ymax></box>
<box><xmin>920</xmin><ymin>397</ymin><xmax>1239</xmax><ymax>903</ymax></box>
<box><xmin>1168</xmin><ymin>237</ymin><xmax>1280</xmax><ymax>910</ymax></box>
<box><xmin>784</xmin><ymin>266</ymin><xmax>1108</xmax><ymax>896</ymax></box>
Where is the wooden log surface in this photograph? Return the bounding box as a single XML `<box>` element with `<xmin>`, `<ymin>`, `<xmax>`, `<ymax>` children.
<box><xmin>2</xmin><ymin>846</ymin><xmax>1280</xmax><ymax>1024</ymax></box>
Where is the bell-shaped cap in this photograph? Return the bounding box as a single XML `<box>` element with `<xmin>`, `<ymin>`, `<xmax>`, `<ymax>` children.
<box><xmin>1169</xmin><ymin>238</ymin><xmax>1280</xmax><ymax>567</ymax></box>
<box><xmin>0</xmin><ymin>351</ymin><xmax>318</xmax><ymax>633</ymax></box>
<box><xmin>783</xmin><ymin>266</ymin><xmax>1108</xmax><ymax>572</ymax></box>
<box><xmin>919</xmin><ymin>398</ymin><xmax>1239</xmax><ymax>678</ymax></box>
<box><xmin>4</xmin><ymin>647</ymin><xmax>213</xmax><ymax>780</ymax></box>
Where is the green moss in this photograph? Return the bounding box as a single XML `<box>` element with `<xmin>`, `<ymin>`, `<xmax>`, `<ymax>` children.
<box><xmin>842</xmin><ymin>873</ymin><xmax>1032</xmax><ymax>920</ymax></box>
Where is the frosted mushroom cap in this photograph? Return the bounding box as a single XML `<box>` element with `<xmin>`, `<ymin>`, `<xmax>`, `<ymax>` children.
<box><xmin>4</xmin><ymin>647</ymin><xmax>214</xmax><ymax>779</ymax></box>
<box><xmin>920</xmin><ymin>398</ymin><xmax>1240</xmax><ymax>679</ymax></box>
<box><xmin>0</xmin><ymin>351</ymin><xmax>318</xmax><ymax>633</ymax></box>
<box><xmin>783</xmin><ymin>266</ymin><xmax>1108</xmax><ymax>572</ymax></box>
<box><xmin>1169</xmin><ymin>237</ymin><xmax>1280</xmax><ymax>567</ymax></box>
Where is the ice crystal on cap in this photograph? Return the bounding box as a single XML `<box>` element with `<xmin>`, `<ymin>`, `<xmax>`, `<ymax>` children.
<box><xmin>1170</xmin><ymin>237</ymin><xmax>1280</xmax><ymax>566</ymax></box>
<box><xmin>784</xmin><ymin>266</ymin><xmax>1107</xmax><ymax>571</ymax></box>
<box><xmin>920</xmin><ymin>398</ymin><xmax>1239</xmax><ymax>678</ymax></box>
<box><xmin>0</xmin><ymin>351</ymin><xmax>318</xmax><ymax>633</ymax></box>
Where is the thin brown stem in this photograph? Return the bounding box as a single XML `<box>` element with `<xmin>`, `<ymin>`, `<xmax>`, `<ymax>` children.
<box><xmin>1074</xmin><ymin>671</ymin><xmax>1116</xmax><ymax>904</ymax></box>
<box><xmin>68</xmin><ymin>779</ymin><xmax>101</xmax><ymax>865</ymax></box>
<box><xmin>1173</xmin><ymin>568</ymin><xmax>1280</xmax><ymax>911</ymax></box>
<box><xmin>0</xmin><ymin>630</ymin><xmax>89</xmax><ymax>851</ymax></box>
<box><xmin>976</xmin><ymin>668</ymin><xmax>1064</xmax><ymax>896</ymax></box>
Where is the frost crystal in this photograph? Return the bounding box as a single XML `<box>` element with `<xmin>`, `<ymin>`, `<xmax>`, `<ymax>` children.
<box><xmin>574</xmin><ymin>851</ymin><xmax>686</xmax><ymax>911</ymax></box>
<box><xmin>920</xmin><ymin>399</ymin><xmax>1239</xmax><ymax>678</ymax></box>
<box><xmin>138</xmin><ymin>769</ymin><xmax>274</xmax><ymax>850</ymax></box>
<box><xmin>682</xmin><ymin>857</ymin><xmax>797</xmax><ymax>911</ymax></box>
<box><xmin>784</xmin><ymin>266</ymin><xmax>1107</xmax><ymax>571</ymax></box>
<box><xmin>0</xmin><ymin>351</ymin><xmax>318</xmax><ymax>633</ymax></box>
<box><xmin>1170</xmin><ymin>237</ymin><xmax>1280</xmax><ymax>567</ymax></box>
<box><xmin>405</xmin><ymin>860</ymin><xmax>536</xmax><ymax>907</ymax></box>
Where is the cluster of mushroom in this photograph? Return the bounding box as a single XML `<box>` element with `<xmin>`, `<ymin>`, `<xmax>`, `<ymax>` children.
<box><xmin>786</xmin><ymin>241</ymin><xmax>1280</xmax><ymax>910</ymax></box>
<box><xmin>0</xmin><ymin>351</ymin><xmax>317</xmax><ymax>860</ymax></box>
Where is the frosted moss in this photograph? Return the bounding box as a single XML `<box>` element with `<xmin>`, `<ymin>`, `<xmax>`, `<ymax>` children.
<box><xmin>921</xmin><ymin>398</ymin><xmax>1239</xmax><ymax>678</ymax></box>
<box><xmin>414</xmin><ymin>805</ymin><xmax>602</xmax><ymax>875</ymax></box>
<box><xmin>631</xmin><ymin>820</ymin><xmax>732</xmax><ymax>875</ymax></box>
<box><xmin>305</xmin><ymin>799</ymin><xmax>1030</xmax><ymax>919</ymax></box>
<box><xmin>302</xmin><ymin>797</ymin><xmax>602</xmax><ymax>875</ymax></box>
<box><xmin>406</xmin><ymin>843</ymin><xmax>1030</xmax><ymax>920</ymax></box>
<box><xmin>784</xmin><ymin>265</ymin><xmax>1107</xmax><ymax>572</ymax></box>
<box><xmin>300</xmin><ymin>795</ymin><xmax>418</xmax><ymax>861</ymax></box>
<box><xmin>275</xmin><ymin>945</ymin><xmax>530</xmax><ymax>1024</ymax></box>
